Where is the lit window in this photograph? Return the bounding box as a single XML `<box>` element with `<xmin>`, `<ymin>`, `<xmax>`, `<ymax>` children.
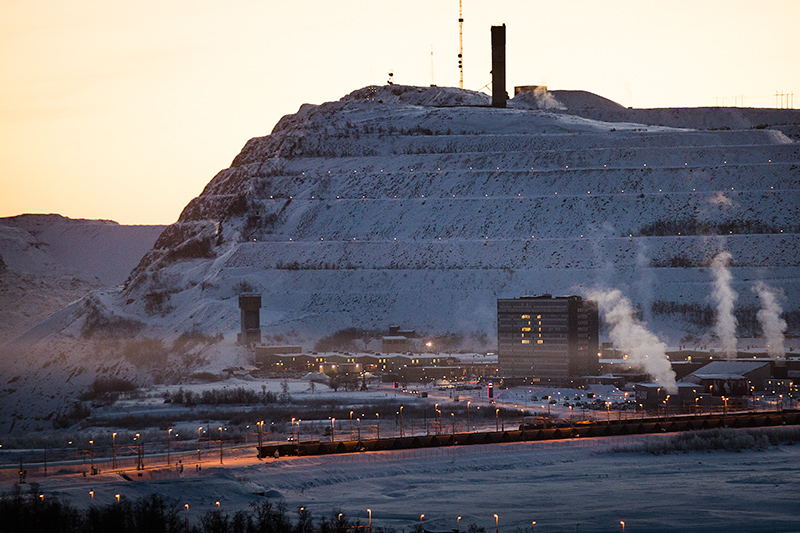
<box><xmin>521</xmin><ymin>314</ymin><xmax>530</xmax><ymax>319</ymax></box>
<box><xmin>521</xmin><ymin>327</ymin><xmax>531</xmax><ymax>332</ymax></box>
<box><xmin>522</xmin><ymin>340</ymin><xmax>531</xmax><ymax>344</ymax></box>
<box><xmin>536</xmin><ymin>315</ymin><xmax>541</xmax><ymax>319</ymax></box>
<box><xmin>537</xmin><ymin>340</ymin><xmax>544</xmax><ymax>344</ymax></box>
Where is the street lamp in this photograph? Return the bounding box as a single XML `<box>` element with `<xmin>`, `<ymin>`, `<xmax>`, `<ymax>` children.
<box><xmin>89</xmin><ymin>440</ymin><xmax>94</xmax><ymax>473</ymax></box>
<box><xmin>420</xmin><ymin>514</ymin><xmax>424</xmax><ymax>526</ymax></box>
<box><xmin>367</xmin><ymin>509</ymin><xmax>372</xmax><ymax>532</ymax></box>
<box><xmin>198</xmin><ymin>427</ymin><xmax>203</xmax><ymax>462</ymax></box>
<box><xmin>167</xmin><ymin>429</ymin><xmax>172</xmax><ymax>466</ymax></box>
<box><xmin>457</xmin><ymin>516</ymin><xmax>462</xmax><ymax>532</ymax></box>
<box><xmin>400</xmin><ymin>406</ymin><xmax>404</xmax><ymax>437</ymax></box>
<box><xmin>467</xmin><ymin>401</ymin><xmax>471</xmax><ymax>432</ymax></box>
<box><xmin>350</xmin><ymin>411</ymin><xmax>354</xmax><ymax>439</ymax></box>
<box><xmin>620</xmin><ymin>521</ymin><xmax>625</xmax><ymax>532</ymax></box>
<box><xmin>330</xmin><ymin>417</ymin><xmax>336</xmax><ymax>442</ymax></box>
<box><xmin>494</xmin><ymin>513</ymin><xmax>499</xmax><ymax>533</ymax></box>
<box><xmin>532</xmin><ymin>521</ymin><xmax>536</xmax><ymax>533</ymax></box>
<box><xmin>376</xmin><ymin>413</ymin><xmax>380</xmax><ymax>440</ymax></box>
<box><xmin>89</xmin><ymin>490</ymin><xmax>94</xmax><ymax>502</ymax></box>
<box><xmin>218</xmin><ymin>427</ymin><xmax>224</xmax><ymax>464</ymax></box>
<box><xmin>357</xmin><ymin>418</ymin><xmax>361</xmax><ymax>441</ymax></box>
<box><xmin>135</xmin><ymin>433</ymin><xmax>143</xmax><ymax>470</ymax></box>
<box><xmin>257</xmin><ymin>421</ymin><xmax>264</xmax><ymax>457</ymax></box>
<box><xmin>112</xmin><ymin>432</ymin><xmax>117</xmax><ymax>469</ymax></box>
<box><xmin>115</xmin><ymin>494</ymin><xmax>120</xmax><ymax>503</ymax></box>
<box><xmin>495</xmin><ymin>408</ymin><xmax>499</xmax><ymax>431</ymax></box>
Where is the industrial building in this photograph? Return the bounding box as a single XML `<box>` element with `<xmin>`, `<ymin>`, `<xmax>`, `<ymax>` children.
<box><xmin>497</xmin><ymin>295</ymin><xmax>599</xmax><ymax>384</ymax></box>
<box><xmin>237</xmin><ymin>294</ymin><xmax>262</xmax><ymax>345</ymax></box>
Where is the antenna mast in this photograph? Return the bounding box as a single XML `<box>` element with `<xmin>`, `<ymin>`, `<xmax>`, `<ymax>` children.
<box><xmin>458</xmin><ymin>0</ymin><xmax>464</xmax><ymax>89</ymax></box>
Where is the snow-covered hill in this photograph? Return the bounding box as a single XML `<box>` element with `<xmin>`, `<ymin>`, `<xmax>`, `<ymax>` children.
<box><xmin>2</xmin><ymin>85</ymin><xmax>799</xmax><ymax>432</ymax></box>
<box><xmin>0</xmin><ymin>214</ymin><xmax>164</xmax><ymax>343</ymax></box>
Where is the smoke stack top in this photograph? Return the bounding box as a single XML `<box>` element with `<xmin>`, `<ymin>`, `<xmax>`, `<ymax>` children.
<box><xmin>491</xmin><ymin>24</ymin><xmax>507</xmax><ymax>108</ymax></box>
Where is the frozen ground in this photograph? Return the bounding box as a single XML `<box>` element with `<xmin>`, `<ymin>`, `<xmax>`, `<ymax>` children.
<box><xmin>3</xmin><ymin>434</ymin><xmax>799</xmax><ymax>533</ymax></box>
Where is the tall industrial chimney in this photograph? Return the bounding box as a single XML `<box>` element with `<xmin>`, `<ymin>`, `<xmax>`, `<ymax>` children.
<box><xmin>491</xmin><ymin>24</ymin><xmax>507</xmax><ymax>108</ymax></box>
<box><xmin>238</xmin><ymin>293</ymin><xmax>262</xmax><ymax>345</ymax></box>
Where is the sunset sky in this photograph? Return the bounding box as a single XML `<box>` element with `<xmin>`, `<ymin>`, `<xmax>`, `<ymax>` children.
<box><xmin>2</xmin><ymin>0</ymin><xmax>798</xmax><ymax>225</ymax></box>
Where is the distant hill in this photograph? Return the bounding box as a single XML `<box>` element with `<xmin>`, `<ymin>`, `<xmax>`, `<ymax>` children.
<box><xmin>0</xmin><ymin>214</ymin><xmax>165</xmax><ymax>343</ymax></box>
<box><xmin>1</xmin><ymin>85</ymin><xmax>798</xmax><ymax>433</ymax></box>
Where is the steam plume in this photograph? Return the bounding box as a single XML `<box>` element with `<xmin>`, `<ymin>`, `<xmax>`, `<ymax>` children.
<box><xmin>635</xmin><ymin>241</ymin><xmax>654</xmax><ymax>324</ymax></box>
<box><xmin>711</xmin><ymin>251</ymin><xmax>738</xmax><ymax>359</ymax></box>
<box><xmin>753</xmin><ymin>281</ymin><xmax>787</xmax><ymax>359</ymax></box>
<box><xmin>586</xmin><ymin>288</ymin><xmax>677</xmax><ymax>393</ymax></box>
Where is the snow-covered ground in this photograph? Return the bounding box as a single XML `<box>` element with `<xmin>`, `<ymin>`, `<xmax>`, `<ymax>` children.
<box><xmin>4</xmin><ymin>434</ymin><xmax>799</xmax><ymax>533</ymax></box>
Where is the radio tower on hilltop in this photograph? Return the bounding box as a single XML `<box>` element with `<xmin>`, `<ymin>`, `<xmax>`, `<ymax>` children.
<box><xmin>458</xmin><ymin>0</ymin><xmax>464</xmax><ymax>89</ymax></box>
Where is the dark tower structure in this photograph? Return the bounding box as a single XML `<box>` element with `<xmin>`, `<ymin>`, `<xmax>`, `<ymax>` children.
<box><xmin>491</xmin><ymin>24</ymin><xmax>507</xmax><ymax>108</ymax></box>
<box><xmin>238</xmin><ymin>294</ymin><xmax>262</xmax><ymax>345</ymax></box>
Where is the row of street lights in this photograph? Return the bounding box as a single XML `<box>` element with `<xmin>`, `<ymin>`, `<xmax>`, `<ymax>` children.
<box><xmin>72</xmin><ymin>490</ymin><xmax>630</xmax><ymax>532</ymax></box>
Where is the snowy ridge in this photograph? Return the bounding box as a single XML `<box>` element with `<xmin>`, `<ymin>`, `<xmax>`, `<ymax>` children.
<box><xmin>1</xmin><ymin>85</ymin><xmax>799</xmax><ymax>431</ymax></box>
<box><xmin>0</xmin><ymin>214</ymin><xmax>165</xmax><ymax>344</ymax></box>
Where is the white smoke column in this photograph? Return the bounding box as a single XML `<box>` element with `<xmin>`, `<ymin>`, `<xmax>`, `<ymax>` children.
<box><xmin>711</xmin><ymin>251</ymin><xmax>738</xmax><ymax>359</ymax></box>
<box><xmin>533</xmin><ymin>87</ymin><xmax>566</xmax><ymax>110</ymax></box>
<box><xmin>753</xmin><ymin>281</ymin><xmax>787</xmax><ymax>359</ymax></box>
<box><xmin>635</xmin><ymin>241</ymin><xmax>654</xmax><ymax>324</ymax></box>
<box><xmin>587</xmin><ymin>288</ymin><xmax>677</xmax><ymax>393</ymax></box>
